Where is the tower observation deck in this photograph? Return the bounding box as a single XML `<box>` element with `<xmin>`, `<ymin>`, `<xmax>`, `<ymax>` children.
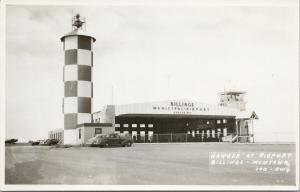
<box><xmin>219</xmin><ymin>91</ymin><xmax>247</xmax><ymax>111</ymax></box>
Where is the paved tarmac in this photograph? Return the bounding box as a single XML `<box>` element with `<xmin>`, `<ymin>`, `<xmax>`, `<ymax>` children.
<box><xmin>5</xmin><ymin>143</ymin><xmax>296</xmax><ymax>185</ymax></box>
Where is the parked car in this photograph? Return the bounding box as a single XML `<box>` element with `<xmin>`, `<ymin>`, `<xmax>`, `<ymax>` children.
<box><xmin>39</xmin><ymin>139</ymin><xmax>59</xmax><ymax>146</ymax></box>
<box><xmin>86</xmin><ymin>133</ymin><xmax>133</xmax><ymax>147</ymax></box>
<box><xmin>5</xmin><ymin>138</ymin><xmax>18</xmax><ymax>144</ymax></box>
<box><xmin>31</xmin><ymin>141</ymin><xmax>40</xmax><ymax>145</ymax></box>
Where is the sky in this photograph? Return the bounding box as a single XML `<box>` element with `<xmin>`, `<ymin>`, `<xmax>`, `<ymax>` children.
<box><xmin>5</xmin><ymin>0</ymin><xmax>299</xmax><ymax>142</ymax></box>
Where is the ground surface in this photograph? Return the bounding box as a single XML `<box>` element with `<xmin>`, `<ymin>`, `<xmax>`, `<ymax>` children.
<box><xmin>5</xmin><ymin>143</ymin><xmax>296</xmax><ymax>185</ymax></box>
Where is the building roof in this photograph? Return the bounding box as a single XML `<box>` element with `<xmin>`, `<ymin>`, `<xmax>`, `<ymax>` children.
<box><xmin>60</xmin><ymin>29</ymin><xmax>96</xmax><ymax>42</ymax></box>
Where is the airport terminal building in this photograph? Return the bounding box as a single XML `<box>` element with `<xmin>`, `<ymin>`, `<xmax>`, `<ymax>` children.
<box><xmin>48</xmin><ymin>14</ymin><xmax>258</xmax><ymax>145</ymax></box>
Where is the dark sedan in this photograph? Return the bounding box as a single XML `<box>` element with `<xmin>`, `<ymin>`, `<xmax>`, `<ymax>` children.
<box><xmin>87</xmin><ymin>133</ymin><xmax>133</xmax><ymax>147</ymax></box>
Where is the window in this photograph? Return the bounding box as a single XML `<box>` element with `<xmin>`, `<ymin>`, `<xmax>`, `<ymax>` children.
<box><xmin>140</xmin><ymin>124</ymin><xmax>145</xmax><ymax>128</ymax></box>
<box><xmin>192</xmin><ymin>131</ymin><xmax>195</xmax><ymax>137</ymax></box>
<box><xmin>207</xmin><ymin>130</ymin><xmax>210</xmax><ymax>137</ymax></box>
<box><xmin>223</xmin><ymin>119</ymin><xmax>227</xmax><ymax>124</ymax></box>
<box><xmin>95</xmin><ymin>128</ymin><xmax>102</xmax><ymax>136</ymax></box>
<box><xmin>223</xmin><ymin>128</ymin><xmax>227</xmax><ymax>136</ymax></box>
<box><xmin>148</xmin><ymin>131</ymin><xmax>153</xmax><ymax>136</ymax></box>
<box><xmin>148</xmin><ymin>124</ymin><xmax>153</xmax><ymax>128</ymax></box>
<box><xmin>212</xmin><ymin>130</ymin><xmax>215</xmax><ymax>138</ymax></box>
<box><xmin>79</xmin><ymin>129</ymin><xmax>81</xmax><ymax>139</ymax></box>
<box><xmin>217</xmin><ymin>120</ymin><xmax>221</xmax><ymax>124</ymax></box>
<box><xmin>123</xmin><ymin>124</ymin><xmax>129</xmax><ymax>128</ymax></box>
<box><xmin>140</xmin><ymin>131</ymin><xmax>145</xmax><ymax>136</ymax></box>
<box><xmin>206</xmin><ymin>121</ymin><xmax>210</xmax><ymax>125</ymax></box>
<box><xmin>132</xmin><ymin>124</ymin><xmax>137</xmax><ymax>128</ymax></box>
<box><xmin>115</xmin><ymin>124</ymin><xmax>120</xmax><ymax>128</ymax></box>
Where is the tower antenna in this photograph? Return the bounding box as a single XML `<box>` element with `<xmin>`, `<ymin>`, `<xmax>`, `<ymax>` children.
<box><xmin>83</xmin><ymin>17</ymin><xmax>87</xmax><ymax>31</ymax></box>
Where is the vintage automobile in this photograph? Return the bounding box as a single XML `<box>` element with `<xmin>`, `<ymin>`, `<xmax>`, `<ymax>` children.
<box><xmin>86</xmin><ymin>133</ymin><xmax>133</xmax><ymax>147</ymax></box>
<box><xmin>31</xmin><ymin>141</ymin><xmax>40</xmax><ymax>145</ymax></box>
<box><xmin>5</xmin><ymin>138</ymin><xmax>18</xmax><ymax>144</ymax></box>
<box><xmin>35</xmin><ymin>139</ymin><xmax>59</xmax><ymax>146</ymax></box>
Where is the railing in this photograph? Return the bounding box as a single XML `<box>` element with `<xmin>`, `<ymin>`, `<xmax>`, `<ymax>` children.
<box><xmin>130</xmin><ymin>133</ymin><xmax>237</xmax><ymax>143</ymax></box>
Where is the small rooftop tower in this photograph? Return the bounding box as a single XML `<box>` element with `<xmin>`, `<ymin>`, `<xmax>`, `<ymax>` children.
<box><xmin>60</xmin><ymin>14</ymin><xmax>96</xmax><ymax>144</ymax></box>
<box><xmin>218</xmin><ymin>91</ymin><xmax>247</xmax><ymax>111</ymax></box>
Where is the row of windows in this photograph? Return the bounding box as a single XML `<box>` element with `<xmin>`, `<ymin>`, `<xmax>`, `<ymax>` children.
<box><xmin>93</xmin><ymin>118</ymin><xmax>101</xmax><ymax>123</ymax></box>
<box><xmin>217</xmin><ymin>119</ymin><xmax>227</xmax><ymax>124</ymax></box>
<box><xmin>205</xmin><ymin>119</ymin><xmax>227</xmax><ymax>125</ymax></box>
<box><xmin>115</xmin><ymin>121</ymin><xmax>227</xmax><ymax>127</ymax></box>
<box><xmin>115</xmin><ymin>124</ymin><xmax>154</xmax><ymax>128</ymax></box>
<box><xmin>116</xmin><ymin>131</ymin><xmax>154</xmax><ymax>136</ymax></box>
<box><xmin>50</xmin><ymin>132</ymin><xmax>63</xmax><ymax>140</ymax></box>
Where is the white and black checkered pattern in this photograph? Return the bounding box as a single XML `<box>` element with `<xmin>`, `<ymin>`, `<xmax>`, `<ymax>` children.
<box><xmin>61</xmin><ymin>33</ymin><xmax>96</xmax><ymax>130</ymax></box>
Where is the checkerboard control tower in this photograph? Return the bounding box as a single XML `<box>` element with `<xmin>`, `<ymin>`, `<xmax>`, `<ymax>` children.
<box><xmin>60</xmin><ymin>14</ymin><xmax>96</xmax><ymax>144</ymax></box>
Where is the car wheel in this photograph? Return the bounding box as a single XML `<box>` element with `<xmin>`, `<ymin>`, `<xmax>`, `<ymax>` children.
<box><xmin>127</xmin><ymin>142</ymin><xmax>132</xmax><ymax>147</ymax></box>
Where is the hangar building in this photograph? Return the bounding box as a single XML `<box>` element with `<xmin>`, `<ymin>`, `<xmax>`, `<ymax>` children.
<box><xmin>92</xmin><ymin>91</ymin><xmax>258</xmax><ymax>143</ymax></box>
